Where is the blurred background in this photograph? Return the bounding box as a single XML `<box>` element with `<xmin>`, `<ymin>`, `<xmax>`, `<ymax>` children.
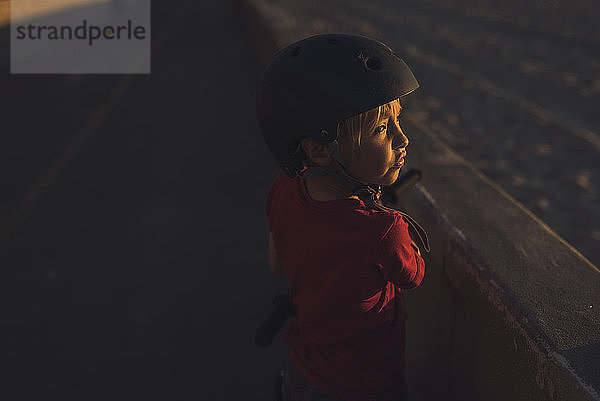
<box><xmin>1</xmin><ymin>0</ymin><xmax>287</xmax><ymax>399</ymax></box>
<box><xmin>1</xmin><ymin>0</ymin><xmax>598</xmax><ymax>399</ymax></box>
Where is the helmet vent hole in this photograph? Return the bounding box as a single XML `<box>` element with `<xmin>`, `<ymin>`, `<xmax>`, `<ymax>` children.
<box><xmin>327</xmin><ymin>38</ymin><xmax>339</xmax><ymax>45</ymax></box>
<box><xmin>364</xmin><ymin>57</ymin><xmax>382</xmax><ymax>71</ymax></box>
<box><xmin>290</xmin><ymin>46</ymin><xmax>302</xmax><ymax>58</ymax></box>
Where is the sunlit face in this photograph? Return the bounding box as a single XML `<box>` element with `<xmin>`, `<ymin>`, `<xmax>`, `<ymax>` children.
<box><xmin>338</xmin><ymin>99</ymin><xmax>409</xmax><ymax>186</ymax></box>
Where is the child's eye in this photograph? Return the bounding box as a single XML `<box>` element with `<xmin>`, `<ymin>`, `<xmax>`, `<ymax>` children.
<box><xmin>375</xmin><ymin>124</ymin><xmax>387</xmax><ymax>134</ymax></box>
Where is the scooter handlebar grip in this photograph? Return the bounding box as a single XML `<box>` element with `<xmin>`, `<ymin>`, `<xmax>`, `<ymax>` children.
<box><xmin>255</xmin><ymin>296</ymin><xmax>296</xmax><ymax>348</ymax></box>
<box><xmin>255</xmin><ymin>303</ymin><xmax>290</xmax><ymax>348</ymax></box>
<box><xmin>391</xmin><ymin>169</ymin><xmax>422</xmax><ymax>194</ymax></box>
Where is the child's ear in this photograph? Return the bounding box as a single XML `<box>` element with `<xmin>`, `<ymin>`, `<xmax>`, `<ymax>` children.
<box><xmin>300</xmin><ymin>137</ymin><xmax>333</xmax><ymax>167</ymax></box>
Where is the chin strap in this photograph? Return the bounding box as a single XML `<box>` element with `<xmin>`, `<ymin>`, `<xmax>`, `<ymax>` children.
<box><xmin>299</xmin><ymin>142</ymin><xmax>430</xmax><ymax>253</ymax></box>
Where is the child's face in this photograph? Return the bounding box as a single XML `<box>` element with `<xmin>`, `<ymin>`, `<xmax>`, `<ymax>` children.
<box><xmin>339</xmin><ymin>100</ymin><xmax>408</xmax><ymax>186</ymax></box>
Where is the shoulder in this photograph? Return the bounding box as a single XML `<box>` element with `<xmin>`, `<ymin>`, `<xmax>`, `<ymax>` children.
<box><xmin>269</xmin><ymin>172</ymin><xmax>295</xmax><ymax>192</ymax></box>
<box><xmin>265</xmin><ymin>172</ymin><xmax>297</xmax><ymax>215</ymax></box>
<box><xmin>361</xmin><ymin>209</ymin><xmax>408</xmax><ymax>240</ymax></box>
<box><xmin>337</xmin><ymin>208</ymin><xmax>410</xmax><ymax>259</ymax></box>
<box><xmin>381</xmin><ymin>211</ymin><xmax>410</xmax><ymax>240</ymax></box>
<box><xmin>368</xmin><ymin>210</ymin><xmax>412</xmax><ymax>255</ymax></box>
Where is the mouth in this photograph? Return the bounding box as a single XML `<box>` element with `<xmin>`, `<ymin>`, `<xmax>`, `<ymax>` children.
<box><xmin>392</xmin><ymin>152</ymin><xmax>406</xmax><ymax>168</ymax></box>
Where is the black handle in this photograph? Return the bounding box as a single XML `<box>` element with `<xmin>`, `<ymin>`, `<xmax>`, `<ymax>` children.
<box><xmin>254</xmin><ymin>295</ymin><xmax>297</xmax><ymax>348</ymax></box>
<box><xmin>381</xmin><ymin>169</ymin><xmax>422</xmax><ymax>205</ymax></box>
<box><xmin>391</xmin><ymin>168</ymin><xmax>422</xmax><ymax>193</ymax></box>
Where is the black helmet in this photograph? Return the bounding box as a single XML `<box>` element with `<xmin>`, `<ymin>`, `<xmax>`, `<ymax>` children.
<box><xmin>256</xmin><ymin>33</ymin><xmax>419</xmax><ymax>177</ymax></box>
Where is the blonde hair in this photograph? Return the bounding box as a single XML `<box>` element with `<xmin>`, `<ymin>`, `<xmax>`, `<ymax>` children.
<box><xmin>293</xmin><ymin>98</ymin><xmax>401</xmax><ymax>169</ymax></box>
<box><xmin>337</xmin><ymin>98</ymin><xmax>401</xmax><ymax>161</ymax></box>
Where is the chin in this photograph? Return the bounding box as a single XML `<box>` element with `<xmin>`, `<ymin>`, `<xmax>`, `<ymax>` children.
<box><xmin>380</xmin><ymin>169</ymin><xmax>401</xmax><ymax>186</ymax></box>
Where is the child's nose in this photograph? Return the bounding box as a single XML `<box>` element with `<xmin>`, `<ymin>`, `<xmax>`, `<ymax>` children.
<box><xmin>392</xmin><ymin>125</ymin><xmax>409</xmax><ymax>149</ymax></box>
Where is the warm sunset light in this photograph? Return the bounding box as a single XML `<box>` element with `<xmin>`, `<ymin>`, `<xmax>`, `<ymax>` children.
<box><xmin>2</xmin><ymin>0</ymin><xmax>598</xmax><ymax>399</ymax></box>
<box><xmin>2</xmin><ymin>0</ymin><xmax>110</xmax><ymax>26</ymax></box>
<box><xmin>0</xmin><ymin>0</ymin><xmax>10</xmax><ymax>26</ymax></box>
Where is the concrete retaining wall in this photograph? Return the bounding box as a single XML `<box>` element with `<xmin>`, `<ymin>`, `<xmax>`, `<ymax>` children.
<box><xmin>398</xmin><ymin>119</ymin><xmax>600</xmax><ymax>401</ymax></box>
<box><xmin>239</xmin><ymin>0</ymin><xmax>600</xmax><ymax>399</ymax></box>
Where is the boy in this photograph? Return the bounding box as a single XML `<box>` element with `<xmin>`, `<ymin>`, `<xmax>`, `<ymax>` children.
<box><xmin>257</xmin><ymin>34</ymin><xmax>429</xmax><ymax>401</ymax></box>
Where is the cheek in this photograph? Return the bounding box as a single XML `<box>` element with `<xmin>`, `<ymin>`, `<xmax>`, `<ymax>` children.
<box><xmin>370</xmin><ymin>142</ymin><xmax>394</xmax><ymax>166</ymax></box>
<box><xmin>338</xmin><ymin>138</ymin><xmax>356</xmax><ymax>166</ymax></box>
<box><xmin>357</xmin><ymin>147</ymin><xmax>392</xmax><ymax>176</ymax></box>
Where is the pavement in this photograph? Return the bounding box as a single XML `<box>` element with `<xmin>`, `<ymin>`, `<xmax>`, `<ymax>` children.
<box><xmin>1</xmin><ymin>1</ymin><xmax>288</xmax><ymax>399</ymax></box>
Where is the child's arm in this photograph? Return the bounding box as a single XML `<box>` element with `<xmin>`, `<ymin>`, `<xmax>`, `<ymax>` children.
<box><xmin>388</xmin><ymin>246</ymin><xmax>424</xmax><ymax>289</ymax></box>
<box><xmin>377</xmin><ymin>216</ymin><xmax>425</xmax><ymax>289</ymax></box>
<box><xmin>268</xmin><ymin>231</ymin><xmax>285</xmax><ymax>277</ymax></box>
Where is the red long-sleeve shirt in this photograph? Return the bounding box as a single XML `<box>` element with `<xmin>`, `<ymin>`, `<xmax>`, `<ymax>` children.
<box><xmin>266</xmin><ymin>173</ymin><xmax>425</xmax><ymax>401</ymax></box>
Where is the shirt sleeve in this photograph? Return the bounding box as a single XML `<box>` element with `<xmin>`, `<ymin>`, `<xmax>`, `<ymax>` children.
<box><xmin>374</xmin><ymin>213</ymin><xmax>425</xmax><ymax>289</ymax></box>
